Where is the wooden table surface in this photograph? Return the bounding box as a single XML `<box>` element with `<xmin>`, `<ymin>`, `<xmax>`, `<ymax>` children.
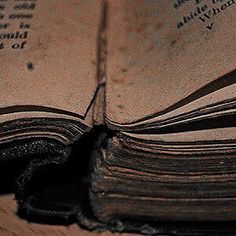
<box><xmin>0</xmin><ymin>194</ymin><xmax>135</xmax><ymax>236</ymax></box>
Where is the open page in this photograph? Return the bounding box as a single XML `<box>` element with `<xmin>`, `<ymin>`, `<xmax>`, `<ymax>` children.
<box><xmin>0</xmin><ymin>0</ymin><xmax>103</xmax><ymax>118</ymax></box>
<box><xmin>105</xmin><ymin>0</ymin><xmax>236</xmax><ymax>125</ymax></box>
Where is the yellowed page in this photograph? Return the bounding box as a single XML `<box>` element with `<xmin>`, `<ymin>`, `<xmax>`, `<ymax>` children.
<box><xmin>0</xmin><ymin>0</ymin><xmax>102</xmax><ymax>117</ymax></box>
<box><xmin>106</xmin><ymin>0</ymin><xmax>236</xmax><ymax>124</ymax></box>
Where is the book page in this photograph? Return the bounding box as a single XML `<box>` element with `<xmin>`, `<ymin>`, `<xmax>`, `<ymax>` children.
<box><xmin>0</xmin><ymin>0</ymin><xmax>102</xmax><ymax>118</ymax></box>
<box><xmin>106</xmin><ymin>0</ymin><xmax>236</xmax><ymax>125</ymax></box>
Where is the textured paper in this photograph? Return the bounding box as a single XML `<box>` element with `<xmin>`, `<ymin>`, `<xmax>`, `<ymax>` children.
<box><xmin>106</xmin><ymin>0</ymin><xmax>236</xmax><ymax>124</ymax></box>
<box><xmin>0</xmin><ymin>0</ymin><xmax>102</xmax><ymax>117</ymax></box>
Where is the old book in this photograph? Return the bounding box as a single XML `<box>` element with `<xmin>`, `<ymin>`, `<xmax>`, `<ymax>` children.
<box><xmin>0</xmin><ymin>0</ymin><xmax>236</xmax><ymax>234</ymax></box>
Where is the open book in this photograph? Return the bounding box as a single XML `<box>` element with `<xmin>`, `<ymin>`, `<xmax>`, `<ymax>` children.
<box><xmin>1</xmin><ymin>0</ymin><xmax>236</xmax><ymax>234</ymax></box>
